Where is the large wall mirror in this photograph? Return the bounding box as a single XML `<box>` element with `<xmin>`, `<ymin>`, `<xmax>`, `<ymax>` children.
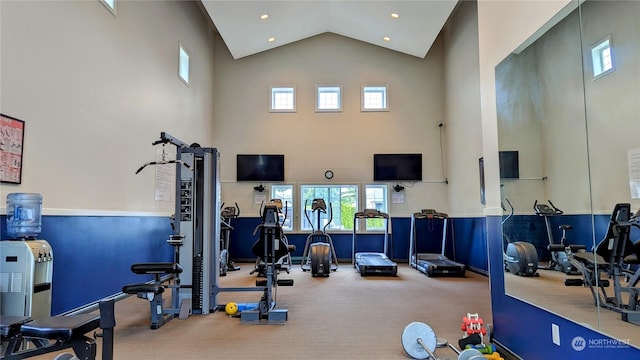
<box><xmin>496</xmin><ymin>0</ymin><xmax>639</xmax><ymax>347</ymax></box>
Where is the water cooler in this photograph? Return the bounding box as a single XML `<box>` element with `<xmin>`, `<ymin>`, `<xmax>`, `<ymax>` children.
<box><xmin>0</xmin><ymin>193</ymin><xmax>53</xmax><ymax>319</ymax></box>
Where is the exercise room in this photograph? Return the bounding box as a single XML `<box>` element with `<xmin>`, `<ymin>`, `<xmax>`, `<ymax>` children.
<box><xmin>1</xmin><ymin>1</ymin><xmax>638</xmax><ymax>359</ymax></box>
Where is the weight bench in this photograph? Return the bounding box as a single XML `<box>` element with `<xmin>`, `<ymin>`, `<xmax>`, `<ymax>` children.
<box><xmin>1</xmin><ymin>299</ymin><xmax>115</xmax><ymax>360</ymax></box>
<box><xmin>121</xmin><ymin>262</ymin><xmax>186</xmax><ymax>329</ymax></box>
<box><xmin>568</xmin><ymin>203</ymin><xmax>640</xmax><ymax>325</ymax></box>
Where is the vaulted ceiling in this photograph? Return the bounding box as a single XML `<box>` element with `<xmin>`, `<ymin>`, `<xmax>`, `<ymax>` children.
<box><xmin>200</xmin><ymin>1</ymin><xmax>459</xmax><ymax>59</ymax></box>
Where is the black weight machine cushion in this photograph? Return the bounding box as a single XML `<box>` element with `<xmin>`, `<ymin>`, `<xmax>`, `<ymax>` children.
<box><xmin>130</xmin><ymin>262</ymin><xmax>183</xmax><ymax>275</ymax></box>
<box><xmin>19</xmin><ymin>313</ymin><xmax>100</xmax><ymax>342</ymax></box>
<box><xmin>122</xmin><ymin>283</ymin><xmax>164</xmax><ymax>295</ymax></box>
<box><xmin>0</xmin><ymin>316</ymin><xmax>31</xmax><ymax>338</ymax></box>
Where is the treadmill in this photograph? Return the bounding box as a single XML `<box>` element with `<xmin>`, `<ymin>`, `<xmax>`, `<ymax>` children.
<box><xmin>352</xmin><ymin>209</ymin><xmax>398</xmax><ymax>276</ymax></box>
<box><xmin>409</xmin><ymin>209</ymin><xmax>465</xmax><ymax>277</ymax></box>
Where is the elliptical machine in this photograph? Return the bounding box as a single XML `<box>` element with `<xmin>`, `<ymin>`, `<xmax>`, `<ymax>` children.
<box><xmin>533</xmin><ymin>200</ymin><xmax>585</xmax><ymax>274</ymax></box>
<box><xmin>219</xmin><ymin>202</ymin><xmax>241</xmax><ymax>276</ymax></box>
<box><xmin>300</xmin><ymin>198</ymin><xmax>339</xmax><ymax>277</ymax></box>
<box><xmin>502</xmin><ymin>197</ymin><xmax>539</xmax><ymax>277</ymax></box>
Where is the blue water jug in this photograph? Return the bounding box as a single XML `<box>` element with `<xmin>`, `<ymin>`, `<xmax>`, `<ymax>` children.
<box><xmin>6</xmin><ymin>193</ymin><xmax>43</xmax><ymax>239</ymax></box>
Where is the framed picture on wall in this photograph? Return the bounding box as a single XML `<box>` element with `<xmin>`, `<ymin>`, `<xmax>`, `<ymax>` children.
<box><xmin>0</xmin><ymin>114</ymin><xmax>25</xmax><ymax>184</ymax></box>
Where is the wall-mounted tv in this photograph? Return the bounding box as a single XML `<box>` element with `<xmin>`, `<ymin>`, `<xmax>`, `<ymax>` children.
<box><xmin>373</xmin><ymin>153</ymin><xmax>423</xmax><ymax>181</ymax></box>
<box><xmin>499</xmin><ymin>151</ymin><xmax>519</xmax><ymax>179</ymax></box>
<box><xmin>236</xmin><ymin>154</ymin><xmax>285</xmax><ymax>182</ymax></box>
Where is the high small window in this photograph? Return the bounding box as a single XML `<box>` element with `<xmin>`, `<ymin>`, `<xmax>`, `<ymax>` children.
<box><xmin>178</xmin><ymin>44</ymin><xmax>190</xmax><ymax>86</ymax></box>
<box><xmin>99</xmin><ymin>0</ymin><xmax>116</xmax><ymax>15</ymax></box>
<box><xmin>591</xmin><ymin>35</ymin><xmax>614</xmax><ymax>80</ymax></box>
<box><xmin>316</xmin><ymin>86</ymin><xmax>342</xmax><ymax>112</ymax></box>
<box><xmin>362</xmin><ymin>85</ymin><xmax>388</xmax><ymax>111</ymax></box>
<box><xmin>270</xmin><ymin>86</ymin><xmax>296</xmax><ymax>112</ymax></box>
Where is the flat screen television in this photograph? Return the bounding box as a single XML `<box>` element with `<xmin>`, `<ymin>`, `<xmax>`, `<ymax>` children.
<box><xmin>499</xmin><ymin>151</ymin><xmax>519</xmax><ymax>179</ymax></box>
<box><xmin>373</xmin><ymin>153</ymin><xmax>422</xmax><ymax>181</ymax></box>
<box><xmin>236</xmin><ymin>154</ymin><xmax>285</xmax><ymax>182</ymax></box>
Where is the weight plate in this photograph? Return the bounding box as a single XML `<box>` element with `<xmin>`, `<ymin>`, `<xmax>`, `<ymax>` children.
<box><xmin>458</xmin><ymin>348</ymin><xmax>484</xmax><ymax>360</ymax></box>
<box><xmin>436</xmin><ymin>337</ymin><xmax>448</xmax><ymax>348</ymax></box>
<box><xmin>401</xmin><ymin>322</ymin><xmax>437</xmax><ymax>359</ymax></box>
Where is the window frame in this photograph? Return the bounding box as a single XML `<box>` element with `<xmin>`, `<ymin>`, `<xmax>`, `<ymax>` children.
<box><xmin>361</xmin><ymin>85</ymin><xmax>389</xmax><ymax>112</ymax></box>
<box><xmin>270</xmin><ymin>86</ymin><xmax>297</xmax><ymax>113</ymax></box>
<box><xmin>178</xmin><ymin>43</ymin><xmax>190</xmax><ymax>86</ymax></box>
<box><xmin>299</xmin><ymin>183</ymin><xmax>359</xmax><ymax>233</ymax></box>
<box><xmin>591</xmin><ymin>34</ymin><xmax>614</xmax><ymax>80</ymax></box>
<box><xmin>315</xmin><ymin>85</ymin><xmax>343</xmax><ymax>112</ymax></box>
<box><xmin>294</xmin><ymin>183</ymin><xmax>389</xmax><ymax>233</ymax></box>
<box><xmin>363</xmin><ymin>184</ymin><xmax>389</xmax><ymax>231</ymax></box>
<box><xmin>270</xmin><ymin>184</ymin><xmax>294</xmax><ymax>232</ymax></box>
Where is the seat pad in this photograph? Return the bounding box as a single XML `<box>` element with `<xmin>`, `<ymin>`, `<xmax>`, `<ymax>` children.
<box><xmin>20</xmin><ymin>313</ymin><xmax>100</xmax><ymax>341</ymax></box>
<box><xmin>130</xmin><ymin>262</ymin><xmax>183</xmax><ymax>275</ymax></box>
<box><xmin>122</xmin><ymin>283</ymin><xmax>164</xmax><ymax>295</ymax></box>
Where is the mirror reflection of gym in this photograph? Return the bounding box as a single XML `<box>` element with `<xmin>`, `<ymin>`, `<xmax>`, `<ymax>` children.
<box><xmin>495</xmin><ymin>0</ymin><xmax>640</xmax><ymax>348</ymax></box>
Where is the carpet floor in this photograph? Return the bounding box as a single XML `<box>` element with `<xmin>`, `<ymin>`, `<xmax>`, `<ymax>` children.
<box><xmin>24</xmin><ymin>263</ymin><xmax>492</xmax><ymax>359</ymax></box>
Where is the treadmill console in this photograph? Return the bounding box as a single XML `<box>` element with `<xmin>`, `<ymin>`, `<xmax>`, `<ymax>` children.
<box><xmin>417</xmin><ymin>209</ymin><xmax>448</xmax><ymax>219</ymax></box>
<box><xmin>356</xmin><ymin>209</ymin><xmax>388</xmax><ymax>218</ymax></box>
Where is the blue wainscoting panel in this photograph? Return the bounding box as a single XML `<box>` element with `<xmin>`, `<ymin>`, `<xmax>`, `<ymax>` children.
<box><xmin>488</xmin><ymin>215</ymin><xmax>640</xmax><ymax>358</ymax></box>
<box><xmin>452</xmin><ymin>217</ymin><xmax>488</xmax><ymax>273</ymax></box>
<box><xmin>227</xmin><ymin>216</ymin><xmax>487</xmax><ymax>269</ymax></box>
<box><xmin>390</xmin><ymin>217</ymin><xmax>411</xmax><ymax>261</ymax></box>
<box><xmin>1</xmin><ymin>215</ymin><xmax>173</xmax><ymax>315</ymax></box>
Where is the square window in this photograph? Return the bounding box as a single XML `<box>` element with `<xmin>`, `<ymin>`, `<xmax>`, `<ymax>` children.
<box><xmin>179</xmin><ymin>44</ymin><xmax>190</xmax><ymax>86</ymax></box>
<box><xmin>591</xmin><ymin>35</ymin><xmax>614</xmax><ymax>80</ymax></box>
<box><xmin>316</xmin><ymin>85</ymin><xmax>342</xmax><ymax>112</ymax></box>
<box><xmin>270</xmin><ymin>86</ymin><xmax>296</xmax><ymax>112</ymax></box>
<box><xmin>362</xmin><ymin>85</ymin><xmax>388</xmax><ymax>111</ymax></box>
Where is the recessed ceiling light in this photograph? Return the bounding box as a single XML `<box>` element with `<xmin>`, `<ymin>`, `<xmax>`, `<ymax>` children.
<box><xmin>383</xmin><ymin>36</ymin><xmax>391</xmax><ymax>42</ymax></box>
<box><xmin>260</xmin><ymin>14</ymin><xmax>269</xmax><ymax>20</ymax></box>
<box><xmin>268</xmin><ymin>37</ymin><xmax>276</xmax><ymax>43</ymax></box>
<box><xmin>391</xmin><ymin>13</ymin><xmax>399</xmax><ymax>19</ymax></box>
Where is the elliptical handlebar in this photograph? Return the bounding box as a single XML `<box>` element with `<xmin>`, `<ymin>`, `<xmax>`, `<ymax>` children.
<box><xmin>534</xmin><ymin>199</ymin><xmax>563</xmax><ymax>216</ymax></box>
<box><xmin>324</xmin><ymin>203</ymin><xmax>333</xmax><ymax>233</ymax></box>
<box><xmin>630</xmin><ymin>208</ymin><xmax>640</xmax><ymax>225</ymax></box>
<box><xmin>304</xmin><ymin>200</ymin><xmax>313</xmax><ymax>230</ymax></box>
<box><xmin>221</xmin><ymin>202</ymin><xmax>240</xmax><ymax>219</ymax></box>
<box><xmin>502</xmin><ymin>198</ymin><xmax>514</xmax><ymax>225</ymax></box>
<box><xmin>548</xmin><ymin>200</ymin><xmax>563</xmax><ymax>215</ymax></box>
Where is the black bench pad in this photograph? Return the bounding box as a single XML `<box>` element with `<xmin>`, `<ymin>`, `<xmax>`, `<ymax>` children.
<box><xmin>130</xmin><ymin>262</ymin><xmax>182</xmax><ymax>275</ymax></box>
<box><xmin>20</xmin><ymin>313</ymin><xmax>100</xmax><ymax>341</ymax></box>
<box><xmin>0</xmin><ymin>316</ymin><xmax>32</xmax><ymax>337</ymax></box>
<box><xmin>122</xmin><ymin>283</ymin><xmax>164</xmax><ymax>295</ymax></box>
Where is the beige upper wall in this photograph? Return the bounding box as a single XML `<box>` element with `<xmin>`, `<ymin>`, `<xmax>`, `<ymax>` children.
<box><xmin>481</xmin><ymin>0</ymin><xmax>639</xmax><ymax>215</ymax></box>
<box><xmin>442</xmin><ymin>0</ymin><xmax>485</xmax><ymax>217</ymax></box>
<box><xmin>0</xmin><ymin>0</ymin><xmax>216</xmax><ymax>214</ymax></box>
<box><xmin>6</xmin><ymin>0</ymin><xmax>628</xmax><ymax>220</ymax></box>
<box><xmin>213</xmin><ymin>32</ymin><xmax>451</xmax><ymax>217</ymax></box>
<box><xmin>477</xmin><ymin>0</ymin><xmax>574</xmax><ymax>216</ymax></box>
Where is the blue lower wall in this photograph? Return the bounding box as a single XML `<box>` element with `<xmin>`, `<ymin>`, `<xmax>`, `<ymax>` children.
<box><xmin>2</xmin><ymin>213</ymin><xmax>487</xmax><ymax>315</ymax></box>
<box><xmin>1</xmin><ymin>215</ymin><xmax>173</xmax><ymax>315</ymax></box>
<box><xmin>488</xmin><ymin>215</ymin><xmax>640</xmax><ymax>358</ymax></box>
<box><xmin>2</xmin><ymin>212</ymin><xmax>637</xmax><ymax>357</ymax></box>
<box><xmin>227</xmin><ymin>216</ymin><xmax>488</xmax><ymax>273</ymax></box>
